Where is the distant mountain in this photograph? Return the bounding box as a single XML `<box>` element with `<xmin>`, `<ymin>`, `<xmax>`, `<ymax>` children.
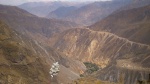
<box><xmin>47</xmin><ymin>6</ymin><xmax>77</xmax><ymax>19</ymax></box>
<box><xmin>90</xmin><ymin>4</ymin><xmax>150</xmax><ymax>45</ymax></box>
<box><xmin>60</xmin><ymin>0</ymin><xmax>131</xmax><ymax>25</ymax></box>
<box><xmin>47</xmin><ymin>0</ymin><xmax>150</xmax><ymax>26</ymax></box>
<box><xmin>18</xmin><ymin>1</ymin><xmax>85</xmax><ymax>17</ymax></box>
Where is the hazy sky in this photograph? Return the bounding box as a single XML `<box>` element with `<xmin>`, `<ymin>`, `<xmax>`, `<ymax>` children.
<box><xmin>0</xmin><ymin>0</ymin><xmax>111</xmax><ymax>5</ymax></box>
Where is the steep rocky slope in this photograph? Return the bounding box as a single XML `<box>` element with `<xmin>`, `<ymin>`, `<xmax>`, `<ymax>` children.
<box><xmin>51</xmin><ymin>28</ymin><xmax>150</xmax><ymax>84</ymax></box>
<box><xmin>0</xmin><ymin>21</ymin><xmax>86</xmax><ymax>84</ymax></box>
<box><xmin>90</xmin><ymin>5</ymin><xmax>150</xmax><ymax>45</ymax></box>
<box><xmin>52</xmin><ymin>28</ymin><xmax>150</xmax><ymax>67</ymax></box>
<box><xmin>0</xmin><ymin>21</ymin><xmax>50</xmax><ymax>83</ymax></box>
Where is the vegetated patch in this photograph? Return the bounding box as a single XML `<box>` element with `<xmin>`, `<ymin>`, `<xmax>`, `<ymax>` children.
<box><xmin>80</xmin><ymin>62</ymin><xmax>100</xmax><ymax>77</ymax></box>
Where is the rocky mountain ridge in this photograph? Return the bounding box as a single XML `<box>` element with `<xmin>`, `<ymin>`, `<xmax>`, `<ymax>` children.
<box><xmin>47</xmin><ymin>0</ymin><xmax>131</xmax><ymax>25</ymax></box>
<box><xmin>18</xmin><ymin>1</ymin><xmax>86</xmax><ymax>17</ymax></box>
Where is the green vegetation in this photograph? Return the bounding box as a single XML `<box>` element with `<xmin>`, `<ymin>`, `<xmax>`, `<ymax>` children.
<box><xmin>80</xmin><ymin>74</ymin><xmax>84</xmax><ymax>77</ymax></box>
<box><xmin>82</xmin><ymin>62</ymin><xmax>100</xmax><ymax>76</ymax></box>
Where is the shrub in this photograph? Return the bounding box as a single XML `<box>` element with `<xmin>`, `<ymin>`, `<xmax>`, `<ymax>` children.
<box><xmin>83</xmin><ymin>62</ymin><xmax>100</xmax><ymax>74</ymax></box>
<box><xmin>80</xmin><ymin>74</ymin><xmax>84</xmax><ymax>77</ymax></box>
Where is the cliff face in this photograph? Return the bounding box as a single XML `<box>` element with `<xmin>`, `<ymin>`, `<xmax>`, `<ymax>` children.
<box><xmin>51</xmin><ymin>28</ymin><xmax>150</xmax><ymax>83</ymax></box>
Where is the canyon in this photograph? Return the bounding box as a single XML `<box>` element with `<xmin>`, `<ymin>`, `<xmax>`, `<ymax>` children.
<box><xmin>0</xmin><ymin>0</ymin><xmax>150</xmax><ymax>84</ymax></box>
